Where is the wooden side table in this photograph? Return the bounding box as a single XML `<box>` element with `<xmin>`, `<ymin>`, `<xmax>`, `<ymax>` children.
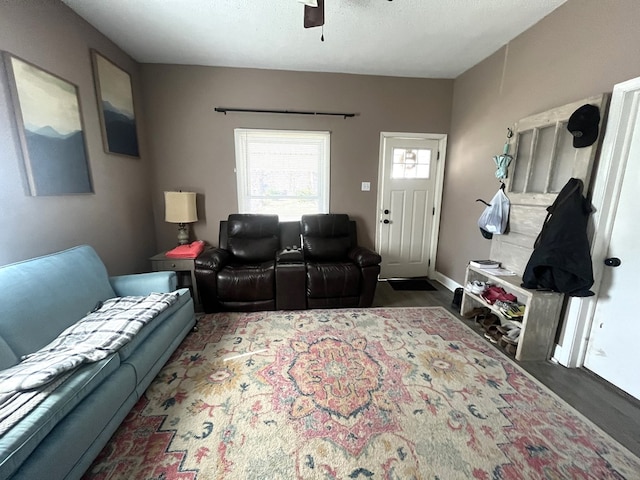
<box><xmin>150</xmin><ymin>253</ymin><xmax>201</xmax><ymax>311</ymax></box>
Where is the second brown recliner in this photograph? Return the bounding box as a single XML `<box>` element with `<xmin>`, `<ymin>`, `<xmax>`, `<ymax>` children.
<box><xmin>301</xmin><ymin>214</ymin><xmax>381</xmax><ymax>308</ymax></box>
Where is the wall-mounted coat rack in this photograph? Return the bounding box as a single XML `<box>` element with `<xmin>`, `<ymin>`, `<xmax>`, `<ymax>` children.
<box><xmin>214</xmin><ymin>107</ymin><xmax>357</xmax><ymax>119</ymax></box>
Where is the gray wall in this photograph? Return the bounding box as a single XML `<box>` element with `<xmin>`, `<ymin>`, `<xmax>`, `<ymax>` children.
<box><xmin>0</xmin><ymin>0</ymin><xmax>155</xmax><ymax>274</ymax></box>
<box><xmin>439</xmin><ymin>0</ymin><xmax>640</xmax><ymax>284</ymax></box>
<box><xmin>3</xmin><ymin>0</ymin><xmax>639</xmax><ymax>287</ymax></box>
<box><xmin>141</xmin><ymin>65</ymin><xmax>453</xmax><ymax>252</ymax></box>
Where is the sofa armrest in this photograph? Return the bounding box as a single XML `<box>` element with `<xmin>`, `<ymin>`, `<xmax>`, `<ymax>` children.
<box><xmin>195</xmin><ymin>247</ymin><xmax>233</xmax><ymax>271</ymax></box>
<box><xmin>110</xmin><ymin>271</ymin><xmax>178</xmax><ymax>296</ymax></box>
<box><xmin>348</xmin><ymin>246</ymin><xmax>382</xmax><ymax>268</ymax></box>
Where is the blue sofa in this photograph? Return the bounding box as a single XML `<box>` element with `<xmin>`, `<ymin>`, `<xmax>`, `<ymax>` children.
<box><xmin>0</xmin><ymin>245</ymin><xmax>196</xmax><ymax>480</ymax></box>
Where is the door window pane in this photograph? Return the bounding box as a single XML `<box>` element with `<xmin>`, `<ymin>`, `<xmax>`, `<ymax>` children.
<box><xmin>391</xmin><ymin>148</ymin><xmax>431</xmax><ymax>179</ymax></box>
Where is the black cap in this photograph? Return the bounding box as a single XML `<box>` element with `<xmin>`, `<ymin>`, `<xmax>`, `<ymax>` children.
<box><xmin>567</xmin><ymin>104</ymin><xmax>600</xmax><ymax>148</ymax></box>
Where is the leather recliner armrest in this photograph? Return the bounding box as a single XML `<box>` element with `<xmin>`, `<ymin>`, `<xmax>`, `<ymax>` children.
<box><xmin>276</xmin><ymin>247</ymin><xmax>304</xmax><ymax>264</ymax></box>
<box><xmin>195</xmin><ymin>247</ymin><xmax>233</xmax><ymax>271</ymax></box>
<box><xmin>348</xmin><ymin>246</ymin><xmax>382</xmax><ymax>268</ymax></box>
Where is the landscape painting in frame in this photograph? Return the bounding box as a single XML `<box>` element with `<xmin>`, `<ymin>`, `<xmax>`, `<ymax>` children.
<box><xmin>91</xmin><ymin>50</ymin><xmax>139</xmax><ymax>157</ymax></box>
<box><xmin>4</xmin><ymin>53</ymin><xmax>93</xmax><ymax>196</ymax></box>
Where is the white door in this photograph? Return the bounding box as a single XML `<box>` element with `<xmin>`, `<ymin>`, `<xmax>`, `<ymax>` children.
<box><xmin>583</xmin><ymin>81</ymin><xmax>640</xmax><ymax>400</ymax></box>
<box><xmin>376</xmin><ymin>135</ymin><xmax>442</xmax><ymax>279</ymax></box>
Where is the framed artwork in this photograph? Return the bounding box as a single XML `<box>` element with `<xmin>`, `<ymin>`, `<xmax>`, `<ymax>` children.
<box><xmin>91</xmin><ymin>49</ymin><xmax>140</xmax><ymax>157</ymax></box>
<box><xmin>4</xmin><ymin>52</ymin><xmax>93</xmax><ymax>196</ymax></box>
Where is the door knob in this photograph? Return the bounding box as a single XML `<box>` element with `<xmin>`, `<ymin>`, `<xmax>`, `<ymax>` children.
<box><xmin>604</xmin><ymin>257</ymin><xmax>621</xmax><ymax>267</ymax></box>
<box><xmin>383</xmin><ymin>219</ymin><xmax>390</xmax><ymax>224</ymax></box>
<box><xmin>384</xmin><ymin>209</ymin><xmax>390</xmax><ymax>214</ymax></box>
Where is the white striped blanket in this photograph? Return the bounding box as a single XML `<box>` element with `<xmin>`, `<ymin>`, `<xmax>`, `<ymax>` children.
<box><xmin>0</xmin><ymin>292</ymin><xmax>179</xmax><ymax>436</ymax></box>
<box><xmin>0</xmin><ymin>292</ymin><xmax>178</xmax><ymax>394</ymax></box>
<box><xmin>0</xmin><ymin>373</ymin><xmax>72</xmax><ymax>436</ymax></box>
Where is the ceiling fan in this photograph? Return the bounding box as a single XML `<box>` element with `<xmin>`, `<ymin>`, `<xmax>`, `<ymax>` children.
<box><xmin>298</xmin><ymin>0</ymin><xmax>325</xmax><ymax>40</ymax></box>
<box><xmin>298</xmin><ymin>0</ymin><xmax>392</xmax><ymax>41</ymax></box>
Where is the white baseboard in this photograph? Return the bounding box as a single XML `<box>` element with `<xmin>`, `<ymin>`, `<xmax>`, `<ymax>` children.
<box><xmin>433</xmin><ymin>271</ymin><xmax>462</xmax><ymax>293</ymax></box>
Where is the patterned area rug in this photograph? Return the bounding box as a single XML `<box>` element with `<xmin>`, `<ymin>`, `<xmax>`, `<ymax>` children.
<box><xmin>84</xmin><ymin>307</ymin><xmax>640</xmax><ymax>479</ymax></box>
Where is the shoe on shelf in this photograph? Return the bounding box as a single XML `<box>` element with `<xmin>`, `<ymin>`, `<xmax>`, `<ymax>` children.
<box><xmin>484</xmin><ymin>325</ymin><xmax>501</xmax><ymax>344</ymax></box>
<box><xmin>462</xmin><ymin>306</ymin><xmax>491</xmax><ymax>319</ymax></box>
<box><xmin>500</xmin><ymin>334</ymin><xmax>519</xmax><ymax>346</ymax></box>
<box><xmin>481</xmin><ymin>286</ymin><xmax>517</xmax><ymax>305</ymax></box>
<box><xmin>504</xmin><ymin>304</ymin><xmax>526</xmax><ymax>319</ymax></box>
<box><xmin>505</xmin><ymin>326</ymin><xmax>521</xmax><ymax>342</ymax></box>
<box><xmin>478</xmin><ymin>313</ymin><xmax>500</xmax><ymax>330</ymax></box>
<box><xmin>496</xmin><ymin>324</ymin><xmax>518</xmax><ymax>336</ymax></box>
<box><xmin>495</xmin><ymin>300</ymin><xmax>515</xmax><ymax>313</ymax></box>
<box><xmin>465</xmin><ymin>280</ymin><xmax>490</xmax><ymax>295</ymax></box>
<box><xmin>495</xmin><ymin>301</ymin><xmax>525</xmax><ymax>319</ymax></box>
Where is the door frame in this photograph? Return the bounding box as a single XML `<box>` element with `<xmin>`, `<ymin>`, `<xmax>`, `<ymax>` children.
<box><xmin>552</xmin><ymin>77</ymin><xmax>639</xmax><ymax>367</ymax></box>
<box><xmin>375</xmin><ymin>132</ymin><xmax>447</xmax><ymax>279</ymax></box>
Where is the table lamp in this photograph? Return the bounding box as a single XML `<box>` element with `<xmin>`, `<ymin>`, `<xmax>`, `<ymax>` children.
<box><xmin>164</xmin><ymin>191</ymin><xmax>198</xmax><ymax>245</ymax></box>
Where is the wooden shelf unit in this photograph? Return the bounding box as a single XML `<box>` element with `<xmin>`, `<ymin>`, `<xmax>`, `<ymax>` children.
<box><xmin>461</xmin><ymin>265</ymin><xmax>564</xmax><ymax>361</ymax></box>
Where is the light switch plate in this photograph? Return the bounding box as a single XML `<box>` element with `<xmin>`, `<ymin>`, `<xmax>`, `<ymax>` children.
<box><xmin>361</xmin><ymin>181</ymin><xmax>371</xmax><ymax>191</ymax></box>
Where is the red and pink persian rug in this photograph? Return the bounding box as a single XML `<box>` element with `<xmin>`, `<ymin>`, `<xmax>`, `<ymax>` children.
<box><xmin>84</xmin><ymin>307</ymin><xmax>640</xmax><ymax>479</ymax></box>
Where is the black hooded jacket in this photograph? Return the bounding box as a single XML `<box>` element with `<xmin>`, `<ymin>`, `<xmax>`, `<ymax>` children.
<box><xmin>521</xmin><ymin>178</ymin><xmax>594</xmax><ymax>297</ymax></box>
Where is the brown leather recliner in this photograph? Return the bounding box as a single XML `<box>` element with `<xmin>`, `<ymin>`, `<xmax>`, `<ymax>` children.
<box><xmin>195</xmin><ymin>213</ymin><xmax>382</xmax><ymax>312</ymax></box>
<box><xmin>301</xmin><ymin>214</ymin><xmax>381</xmax><ymax>308</ymax></box>
<box><xmin>195</xmin><ymin>214</ymin><xmax>280</xmax><ymax>312</ymax></box>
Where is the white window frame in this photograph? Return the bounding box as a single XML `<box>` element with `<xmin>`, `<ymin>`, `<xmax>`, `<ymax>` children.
<box><xmin>234</xmin><ymin>128</ymin><xmax>330</xmax><ymax>220</ymax></box>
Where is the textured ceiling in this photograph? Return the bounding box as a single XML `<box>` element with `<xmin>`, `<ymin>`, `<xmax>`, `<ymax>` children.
<box><xmin>63</xmin><ymin>0</ymin><xmax>566</xmax><ymax>79</ymax></box>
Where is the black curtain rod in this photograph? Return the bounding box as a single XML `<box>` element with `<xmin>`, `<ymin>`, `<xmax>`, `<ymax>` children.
<box><xmin>214</xmin><ymin>107</ymin><xmax>356</xmax><ymax>119</ymax></box>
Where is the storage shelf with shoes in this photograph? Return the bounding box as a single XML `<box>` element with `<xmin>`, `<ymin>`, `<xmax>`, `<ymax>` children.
<box><xmin>461</xmin><ymin>265</ymin><xmax>565</xmax><ymax>361</ymax></box>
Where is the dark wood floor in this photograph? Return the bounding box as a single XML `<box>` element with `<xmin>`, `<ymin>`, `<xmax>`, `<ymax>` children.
<box><xmin>373</xmin><ymin>279</ymin><xmax>640</xmax><ymax>458</ymax></box>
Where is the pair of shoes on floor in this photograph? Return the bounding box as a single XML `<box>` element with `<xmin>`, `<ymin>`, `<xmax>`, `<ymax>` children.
<box><xmin>480</xmin><ymin>286</ymin><xmax>517</xmax><ymax>305</ymax></box>
<box><xmin>465</xmin><ymin>280</ymin><xmax>490</xmax><ymax>295</ymax></box>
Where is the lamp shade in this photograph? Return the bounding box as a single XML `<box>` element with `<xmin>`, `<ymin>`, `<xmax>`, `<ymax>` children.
<box><xmin>164</xmin><ymin>191</ymin><xmax>198</xmax><ymax>223</ymax></box>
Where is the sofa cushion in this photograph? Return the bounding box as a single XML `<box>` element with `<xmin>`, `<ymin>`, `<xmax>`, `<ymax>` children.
<box><xmin>129</xmin><ymin>305</ymin><xmax>196</xmax><ymax>398</ymax></box>
<box><xmin>302</xmin><ymin>214</ymin><xmax>352</xmax><ymax>261</ymax></box>
<box><xmin>0</xmin><ymin>338</ymin><xmax>18</xmax><ymax>373</ymax></box>
<box><xmin>9</xmin><ymin>364</ymin><xmax>138</xmax><ymax>480</ymax></box>
<box><xmin>217</xmin><ymin>262</ymin><xmax>275</xmax><ymax>302</ymax></box>
<box><xmin>227</xmin><ymin>214</ymin><xmax>280</xmax><ymax>262</ymax></box>
<box><xmin>0</xmin><ymin>354</ymin><xmax>124</xmax><ymax>480</ymax></box>
<box><xmin>0</xmin><ymin>246</ymin><xmax>116</xmax><ymax>366</ymax></box>
<box><xmin>306</xmin><ymin>262</ymin><xmax>361</xmax><ymax>298</ymax></box>
<box><xmin>116</xmin><ymin>288</ymin><xmax>191</xmax><ymax>363</ymax></box>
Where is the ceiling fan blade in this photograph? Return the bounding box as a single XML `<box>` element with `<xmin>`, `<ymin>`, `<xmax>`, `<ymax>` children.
<box><xmin>304</xmin><ymin>0</ymin><xmax>324</xmax><ymax>28</ymax></box>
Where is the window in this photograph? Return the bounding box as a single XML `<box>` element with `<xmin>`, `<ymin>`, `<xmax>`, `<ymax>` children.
<box><xmin>234</xmin><ymin>129</ymin><xmax>330</xmax><ymax>220</ymax></box>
